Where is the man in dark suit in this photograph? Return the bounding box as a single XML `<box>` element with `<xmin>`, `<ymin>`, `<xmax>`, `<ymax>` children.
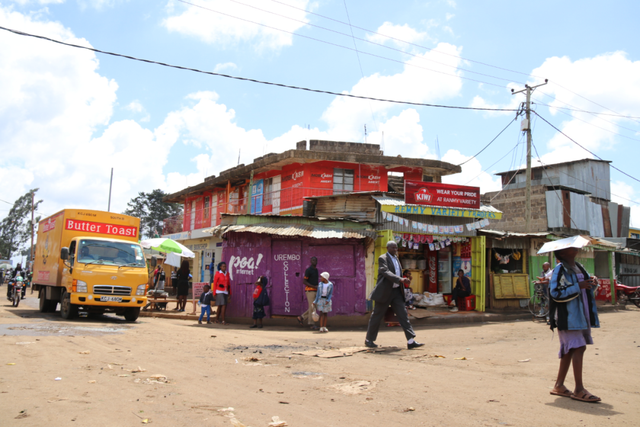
<box><xmin>365</xmin><ymin>241</ymin><xmax>424</xmax><ymax>350</ymax></box>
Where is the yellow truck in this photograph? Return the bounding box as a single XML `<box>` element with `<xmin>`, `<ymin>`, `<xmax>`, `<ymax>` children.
<box><xmin>33</xmin><ymin>209</ymin><xmax>148</xmax><ymax>321</ymax></box>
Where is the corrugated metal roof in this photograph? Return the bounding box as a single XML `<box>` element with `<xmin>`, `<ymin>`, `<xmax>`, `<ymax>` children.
<box><xmin>204</xmin><ymin>223</ymin><xmax>376</xmax><ymax>240</ymax></box>
<box><xmin>372</xmin><ymin>195</ymin><xmax>502</xmax><ymax>214</ymax></box>
<box><xmin>480</xmin><ymin>229</ymin><xmax>551</xmax><ymax>238</ymax></box>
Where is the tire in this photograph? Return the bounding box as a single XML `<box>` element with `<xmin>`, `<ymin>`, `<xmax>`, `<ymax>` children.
<box><xmin>14</xmin><ymin>293</ymin><xmax>20</xmax><ymax>307</ymax></box>
<box><xmin>528</xmin><ymin>293</ymin><xmax>545</xmax><ymax>318</ymax></box>
<box><xmin>123</xmin><ymin>307</ymin><xmax>140</xmax><ymax>322</ymax></box>
<box><xmin>39</xmin><ymin>289</ymin><xmax>57</xmax><ymax>313</ymax></box>
<box><xmin>616</xmin><ymin>290</ymin><xmax>628</xmax><ymax>305</ymax></box>
<box><xmin>633</xmin><ymin>290</ymin><xmax>640</xmax><ymax>309</ymax></box>
<box><xmin>60</xmin><ymin>292</ymin><xmax>77</xmax><ymax>320</ymax></box>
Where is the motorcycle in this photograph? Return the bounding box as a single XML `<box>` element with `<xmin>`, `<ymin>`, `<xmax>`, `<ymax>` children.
<box><xmin>10</xmin><ymin>278</ymin><xmax>23</xmax><ymax>307</ymax></box>
<box><xmin>615</xmin><ymin>280</ymin><xmax>640</xmax><ymax>308</ymax></box>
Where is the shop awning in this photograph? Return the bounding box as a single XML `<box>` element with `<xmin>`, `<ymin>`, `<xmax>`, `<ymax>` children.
<box><xmin>373</xmin><ymin>196</ymin><xmax>503</xmax><ymax>220</ymax></box>
<box><xmin>204</xmin><ymin>223</ymin><xmax>377</xmax><ymax>240</ymax></box>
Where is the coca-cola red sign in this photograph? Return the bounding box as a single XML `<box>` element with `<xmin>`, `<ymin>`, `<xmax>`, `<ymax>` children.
<box><xmin>404</xmin><ymin>181</ymin><xmax>480</xmax><ymax>209</ymax></box>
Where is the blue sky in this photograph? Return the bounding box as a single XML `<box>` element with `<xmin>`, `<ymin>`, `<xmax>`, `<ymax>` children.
<box><xmin>1</xmin><ymin>0</ymin><xmax>639</xmax><ymax>227</ymax></box>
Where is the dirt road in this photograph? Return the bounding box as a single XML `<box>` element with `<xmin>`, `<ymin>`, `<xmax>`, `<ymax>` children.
<box><xmin>1</xmin><ymin>296</ymin><xmax>638</xmax><ymax>427</ymax></box>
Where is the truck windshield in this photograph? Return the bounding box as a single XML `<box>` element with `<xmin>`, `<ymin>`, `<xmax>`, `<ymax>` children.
<box><xmin>77</xmin><ymin>240</ymin><xmax>146</xmax><ymax>267</ymax></box>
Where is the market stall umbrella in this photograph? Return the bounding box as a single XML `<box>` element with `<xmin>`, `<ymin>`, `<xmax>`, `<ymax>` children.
<box><xmin>537</xmin><ymin>235</ymin><xmax>603</xmax><ymax>255</ymax></box>
<box><xmin>140</xmin><ymin>238</ymin><xmax>195</xmax><ymax>258</ymax></box>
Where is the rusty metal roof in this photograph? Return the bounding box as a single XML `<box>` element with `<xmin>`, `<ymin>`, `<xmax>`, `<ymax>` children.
<box><xmin>204</xmin><ymin>223</ymin><xmax>377</xmax><ymax>240</ymax></box>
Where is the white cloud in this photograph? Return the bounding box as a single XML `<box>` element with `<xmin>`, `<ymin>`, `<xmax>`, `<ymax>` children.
<box><xmin>441</xmin><ymin>150</ymin><xmax>502</xmax><ymax>194</ymax></box>
<box><xmin>163</xmin><ymin>0</ymin><xmax>311</xmax><ymax>51</ymax></box>
<box><xmin>469</xmin><ymin>94</ymin><xmax>521</xmax><ymax>117</ymax></box>
<box><xmin>124</xmin><ymin>100</ymin><xmax>150</xmax><ymax>122</ymax></box>
<box><xmin>527</xmin><ymin>52</ymin><xmax>640</xmax><ymax>163</ymax></box>
<box><xmin>9</xmin><ymin>0</ymin><xmax>64</xmax><ymax>4</ymax></box>
<box><xmin>214</xmin><ymin>62</ymin><xmax>238</xmax><ymax>73</ymax></box>
<box><xmin>320</xmin><ymin>42</ymin><xmax>463</xmax><ymax>156</ymax></box>
<box><xmin>366</xmin><ymin>22</ymin><xmax>429</xmax><ymax>48</ymax></box>
<box><xmin>0</xmin><ymin>7</ymin><xmax>170</xmax><ymax>217</ymax></box>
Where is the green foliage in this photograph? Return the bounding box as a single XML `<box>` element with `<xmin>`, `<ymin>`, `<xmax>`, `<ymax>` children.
<box><xmin>123</xmin><ymin>189</ymin><xmax>183</xmax><ymax>239</ymax></box>
<box><xmin>0</xmin><ymin>189</ymin><xmax>42</xmax><ymax>259</ymax></box>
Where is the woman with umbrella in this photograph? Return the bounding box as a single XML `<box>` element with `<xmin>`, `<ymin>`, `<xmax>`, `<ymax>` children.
<box><xmin>541</xmin><ymin>236</ymin><xmax>602</xmax><ymax>403</ymax></box>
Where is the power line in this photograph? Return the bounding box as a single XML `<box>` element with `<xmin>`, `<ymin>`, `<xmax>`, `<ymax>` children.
<box><xmin>532</xmin><ymin>101</ymin><xmax>640</xmax><ymax>120</ymax></box>
<box><xmin>533</xmin><ymin>111</ymin><xmax>640</xmax><ymax>184</ymax></box>
<box><xmin>535</xmin><ymin>101</ymin><xmax>640</xmax><ymax>143</ymax></box>
<box><xmin>0</xmin><ymin>25</ymin><xmax>520</xmax><ymax>113</ymax></box>
<box><xmin>341</xmin><ymin>0</ymin><xmax>378</xmax><ymax>134</ymax></box>
<box><xmin>177</xmin><ymin>0</ymin><xmax>513</xmax><ymax>89</ymax></box>
<box><xmin>264</xmin><ymin>0</ymin><xmax>632</xmax><ymax>123</ymax></box>
<box><xmin>464</xmin><ymin>140</ymin><xmax>521</xmax><ymax>186</ymax></box>
<box><xmin>457</xmin><ymin>117</ymin><xmax>517</xmax><ymax>166</ymax></box>
<box><xmin>265</xmin><ymin>0</ymin><xmax>534</xmax><ymax>81</ymax></box>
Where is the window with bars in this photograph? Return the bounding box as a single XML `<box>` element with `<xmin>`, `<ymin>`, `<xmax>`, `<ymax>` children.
<box><xmin>333</xmin><ymin>168</ymin><xmax>354</xmax><ymax>192</ymax></box>
<box><xmin>264</xmin><ymin>178</ymin><xmax>273</xmax><ymax>205</ymax></box>
<box><xmin>204</xmin><ymin>196</ymin><xmax>210</xmax><ymax>219</ymax></box>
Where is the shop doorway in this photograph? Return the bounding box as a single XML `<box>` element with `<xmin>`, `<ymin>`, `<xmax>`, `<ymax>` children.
<box><xmin>306</xmin><ymin>244</ymin><xmax>358</xmax><ymax>315</ymax></box>
<box><xmin>270</xmin><ymin>240</ymin><xmax>303</xmax><ymax>316</ymax></box>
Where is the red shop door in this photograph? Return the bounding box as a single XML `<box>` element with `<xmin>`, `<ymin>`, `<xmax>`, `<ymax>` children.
<box><xmin>270</xmin><ymin>240</ymin><xmax>303</xmax><ymax>316</ymax></box>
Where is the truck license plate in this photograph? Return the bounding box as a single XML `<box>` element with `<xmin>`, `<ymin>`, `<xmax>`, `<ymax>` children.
<box><xmin>101</xmin><ymin>296</ymin><xmax>123</xmax><ymax>302</ymax></box>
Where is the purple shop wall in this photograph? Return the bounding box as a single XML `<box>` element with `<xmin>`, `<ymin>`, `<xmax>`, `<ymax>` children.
<box><xmin>223</xmin><ymin>233</ymin><xmax>271</xmax><ymax>318</ymax></box>
<box><xmin>222</xmin><ymin>232</ymin><xmax>367</xmax><ymax>318</ymax></box>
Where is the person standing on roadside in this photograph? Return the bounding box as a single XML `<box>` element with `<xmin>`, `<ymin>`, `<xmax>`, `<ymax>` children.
<box><xmin>313</xmin><ymin>272</ymin><xmax>333</xmax><ymax>333</ymax></box>
<box><xmin>213</xmin><ymin>262</ymin><xmax>231</xmax><ymax>325</ymax></box>
<box><xmin>175</xmin><ymin>261</ymin><xmax>190</xmax><ymax>312</ymax></box>
<box><xmin>198</xmin><ymin>285</ymin><xmax>214</xmax><ymax>324</ymax></box>
<box><xmin>171</xmin><ymin>268</ymin><xmax>178</xmax><ymax>296</ymax></box>
<box><xmin>549</xmin><ymin>247</ymin><xmax>601</xmax><ymax>403</ymax></box>
<box><xmin>297</xmin><ymin>256</ymin><xmax>319</xmax><ymax>330</ymax></box>
<box><xmin>365</xmin><ymin>241</ymin><xmax>424</xmax><ymax>350</ymax></box>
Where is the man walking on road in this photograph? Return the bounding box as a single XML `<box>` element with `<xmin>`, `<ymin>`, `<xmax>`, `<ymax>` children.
<box><xmin>298</xmin><ymin>256</ymin><xmax>319</xmax><ymax>330</ymax></box>
<box><xmin>365</xmin><ymin>241</ymin><xmax>424</xmax><ymax>350</ymax></box>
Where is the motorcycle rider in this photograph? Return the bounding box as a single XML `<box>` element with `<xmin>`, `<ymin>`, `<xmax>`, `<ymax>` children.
<box><xmin>12</xmin><ymin>276</ymin><xmax>24</xmax><ymax>302</ymax></box>
<box><xmin>7</xmin><ymin>263</ymin><xmax>24</xmax><ymax>299</ymax></box>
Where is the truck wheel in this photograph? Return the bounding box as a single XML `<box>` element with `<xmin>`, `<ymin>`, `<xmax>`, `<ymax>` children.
<box><xmin>123</xmin><ymin>307</ymin><xmax>140</xmax><ymax>322</ymax></box>
<box><xmin>39</xmin><ymin>289</ymin><xmax>56</xmax><ymax>313</ymax></box>
<box><xmin>60</xmin><ymin>292</ymin><xmax>77</xmax><ymax>319</ymax></box>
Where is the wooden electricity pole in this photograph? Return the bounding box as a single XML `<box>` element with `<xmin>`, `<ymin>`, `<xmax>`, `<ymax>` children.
<box><xmin>512</xmin><ymin>79</ymin><xmax>547</xmax><ymax>232</ymax></box>
<box><xmin>30</xmin><ymin>191</ymin><xmax>35</xmax><ymax>269</ymax></box>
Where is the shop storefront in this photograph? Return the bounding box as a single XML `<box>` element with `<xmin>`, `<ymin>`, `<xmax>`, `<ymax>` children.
<box><xmin>373</xmin><ymin>189</ymin><xmax>501</xmax><ymax>312</ymax></box>
<box><xmin>206</xmin><ymin>216</ymin><xmax>376</xmax><ymax>319</ymax></box>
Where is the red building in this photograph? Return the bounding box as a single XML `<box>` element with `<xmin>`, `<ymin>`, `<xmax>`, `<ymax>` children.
<box><xmin>164</xmin><ymin>140</ymin><xmax>461</xmax><ymax>232</ymax></box>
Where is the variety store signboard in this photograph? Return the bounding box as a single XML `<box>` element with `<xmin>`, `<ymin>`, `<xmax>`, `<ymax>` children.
<box><xmin>404</xmin><ymin>181</ymin><xmax>480</xmax><ymax>209</ymax></box>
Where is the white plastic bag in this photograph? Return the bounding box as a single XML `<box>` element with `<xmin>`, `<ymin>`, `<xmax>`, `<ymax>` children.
<box><xmin>312</xmin><ymin>310</ymin><xmax>320</xmax><ymax>322</ymax></box>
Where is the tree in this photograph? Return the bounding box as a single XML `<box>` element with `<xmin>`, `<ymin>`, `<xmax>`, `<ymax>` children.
<box><xmin>0</xmin><ymin>189</ymin><xmax>42</xmax><ymax>259</ymax></box>
<box><xmin>123</xmin><ymin>189</ymin><xmax>183</xmax><ymax>239</ymax></box>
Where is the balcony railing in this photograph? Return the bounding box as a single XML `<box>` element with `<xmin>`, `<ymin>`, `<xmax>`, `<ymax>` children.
<box><xmin>162</xmin><ymin>186</ymin><xmax>342</xmax><ymax>235</ymax></box>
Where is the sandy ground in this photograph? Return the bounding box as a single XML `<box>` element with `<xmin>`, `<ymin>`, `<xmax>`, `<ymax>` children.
<box><xmin>0</xmin><ymin>294</ymin><xmax>638</xmax><ymax>427</ymax></box>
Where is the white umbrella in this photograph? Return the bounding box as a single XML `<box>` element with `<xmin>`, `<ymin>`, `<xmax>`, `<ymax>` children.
<box><xmin>140</xmin><ymin>238</ymin><xmax>195</xmax><ymax>258</ymax></box>
<box><xmin>537</xmin><ymin>235</ymin><xmax>598</xmax><ymax>255</ymax></box>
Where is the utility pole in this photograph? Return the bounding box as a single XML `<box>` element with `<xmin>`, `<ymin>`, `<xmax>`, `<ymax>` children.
<box><xmin>511</xmin><ymin>79</ymin><xmax>547</xmax><ymax>232</ymax></box>
<box><xmin>30</xmin><ymin>191</ymin><xmax>34</xmax><ymax>270</ymax></box>
<box><xmin>108</xmin><ymin>167</ymin><xmax>113</xmax><ymax>212</ymax></box>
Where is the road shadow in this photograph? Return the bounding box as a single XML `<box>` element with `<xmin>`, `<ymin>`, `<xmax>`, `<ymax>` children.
<box><xmin>545</xmin><ymin>400</ymin><xmax>621</xmax><ymax>417</ymax></box>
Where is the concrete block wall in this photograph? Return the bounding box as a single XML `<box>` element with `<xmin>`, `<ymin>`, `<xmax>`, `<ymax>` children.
<box><xmin>482</xmin><ymin>185</ymin><xmax>548</xmax><ymax>232</ymax></box>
